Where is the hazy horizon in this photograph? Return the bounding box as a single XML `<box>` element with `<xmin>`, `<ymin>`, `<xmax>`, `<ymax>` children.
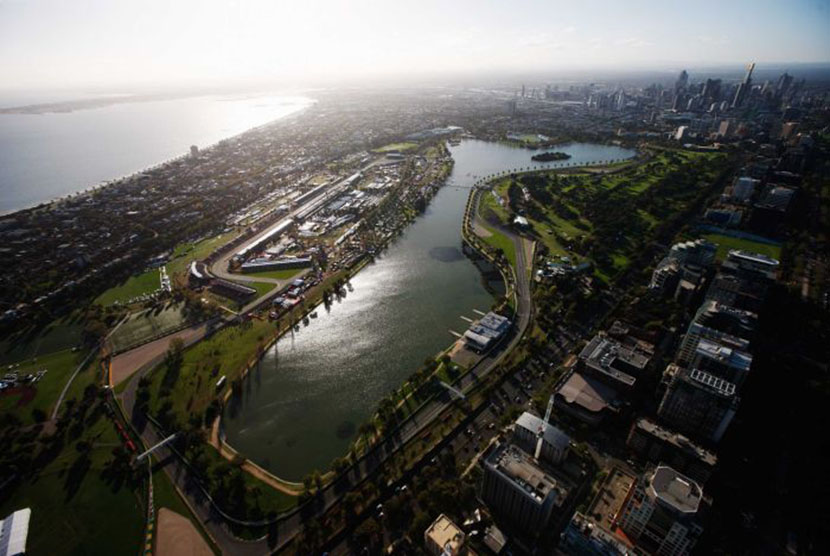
<box><xmin>2</xmin><ymin>0</ymin><xmax>829</xmax><ymax>95</ymax></box>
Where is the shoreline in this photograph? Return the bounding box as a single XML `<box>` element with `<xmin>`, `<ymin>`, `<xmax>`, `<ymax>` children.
<box><xmin>0</xmin><ymin>95</ymin><xmax>315</xmax><ymax>217</ymax></box>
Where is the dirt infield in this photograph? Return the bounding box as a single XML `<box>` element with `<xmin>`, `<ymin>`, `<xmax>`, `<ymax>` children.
<box><xmin>111</xmin><ymin>322</ymin><xmax>210</xmax><ymax>386</ymax></box>
<box><xmin>155</xmin><ymin>508</ymin><xmax>212</xmax><ymax>556</ymax></box>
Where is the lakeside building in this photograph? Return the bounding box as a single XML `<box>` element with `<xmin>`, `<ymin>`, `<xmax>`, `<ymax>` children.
<box><xmin>481</xmin><ymin>443</ymin><xmax>568</xmax><ymax>535</ymax></box>
<box><xmin>578</xmin><ymin>334</ymin><xmax>650</xmax><ymax>391</ymax></box>
<box><xmin>657</xmin><ymin>364</ymin><xmax>739</xmax><ymax>444</ymax></box>
<box><xmin>463</xmin><ymin>312</ymin><xmax>511</xmax><ymax>352</ymax></box>
<box><xmin>512</xmin><ymin>411</ymin><xmax>570</xmax><ymax>465</ymax></box>
<box><xmin>424</xmin><ymin>514</ymin><xmax>466</xmax><ymax>556</ymax></box>
<box><xmin>619</xmin><ymin>466</ymin><xmax>706</xmax><ymax>556</ymax></box>
<box><xmin>554</xmin><ymin>372</ymin><xmax>622</xmax><ymax>426</ymax></box>
<box><xmin>627</xmin><ymin>418</ymin><xmax>717</xmax><ymax>484</ymax></box>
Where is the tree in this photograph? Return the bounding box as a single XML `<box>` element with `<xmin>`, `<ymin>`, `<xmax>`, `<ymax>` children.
<box><xmin>352</xmin><ymin>517</ymin><xmax>381</xmax><ymax>549</ymax></box>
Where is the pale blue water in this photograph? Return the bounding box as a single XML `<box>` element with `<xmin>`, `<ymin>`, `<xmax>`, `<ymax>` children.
<box><xmin>0</xmin><ymin>94</ymin><xmax>312</xmax><ymax>214</ymax></box>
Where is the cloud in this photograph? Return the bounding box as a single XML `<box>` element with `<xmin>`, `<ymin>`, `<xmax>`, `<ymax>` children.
<box><xmin>562</xmin><ymin>25</ymin><xmax>576</xmax><ymax>34</ymax></box>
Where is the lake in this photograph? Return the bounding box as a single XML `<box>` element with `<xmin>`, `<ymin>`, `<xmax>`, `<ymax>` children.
<box><xmin>222</xmin><ymin>139</ymin><xmax>636</xmax><ymax>480</ymax></box>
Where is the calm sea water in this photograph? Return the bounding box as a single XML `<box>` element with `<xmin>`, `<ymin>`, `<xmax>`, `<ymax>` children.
<box><xmin>0</xmin><ymin>94</ymin><xmax>312</xmax><ymax>214</ymax></box>
<box><xmin>223</xmin><ymin>140</ymin><xmax>636</xmax><ymax>480</ymax></box>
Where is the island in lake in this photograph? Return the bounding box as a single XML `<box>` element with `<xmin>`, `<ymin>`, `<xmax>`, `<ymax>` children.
<box><xmin>531</xmin><ymin>151</ymin><xmax>572</xmax><ymax>162</ymax></box>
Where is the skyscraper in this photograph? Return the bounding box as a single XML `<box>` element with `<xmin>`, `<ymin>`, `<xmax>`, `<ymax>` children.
<box><xmin>731</xmin><ymin>62</ymin><xmax>755</xmax><ymax>108</ymax></box>
<box><xmin>702</xmin><ymin>78</ymin><xmax>722</xmax><ymax>101</ymax></box>
<box><xmin>619</xmin><ymin>466</ymin><xmax>706</xmax><ymax>556</ymax></box>
<box><xmin>658</xmin><ymin>364</ymin><xmax>739</xmax><ymax>443</ymax></box>
<box><xmin>675</xmin><ymin>70</ymin><xmax>689</xmax><ymax>93</ymax></box>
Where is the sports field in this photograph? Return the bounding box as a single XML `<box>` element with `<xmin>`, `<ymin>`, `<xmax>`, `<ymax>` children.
<box><xmin>109</xmin><ymin>303</ymin><xmax>189</xmax><ymax>353</ymax></box>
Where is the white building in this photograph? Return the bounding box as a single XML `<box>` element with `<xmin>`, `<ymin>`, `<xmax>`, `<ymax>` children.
<box><xmin>0</xmin><ymin>508</ymin><xmax>31</xmax><ymax>556</ymax></box>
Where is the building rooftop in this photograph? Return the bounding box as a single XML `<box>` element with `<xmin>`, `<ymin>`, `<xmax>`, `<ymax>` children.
<box><xmin>649</xmin><ymin>466</ymin><xmax>702</xmax><ymax>514</ymax></box>
<box><xmin>465</xmin><ymin>312</ymin><xmax>511</xmax><ymax>350</ymax></box>
<box><xmin>424</xmin><ymin>514</ymin><xmax>465</xmax><ymax>556</ymax></box>
<box><xmin>724</xmin><ymin>250</ymin><xmax>780</xmax><ymax>280</ymax></box>
<box><xmin>579</xmin><ymin>334</ymin><xmax>648</xmax><ymax>387</ymax></box>
<box><xmin>566</xmin><ymin>512</ymin><xmax>633</xmax><ymax>555</ymax></box>
<box><xmin>634</xmin><ymin>418</ymin><xmax>717</xmax><ymax>467</ymax></box>
<box><xmin>477</xmin><ymin>312</ymin><xmax>511</xmax><ymax>337</ymax></box>
<box><xmin>515</xmin><ymin>411</ymin><xmax>570</xmax><ymax>452</ymax></box>
<box><xmin>688</xmin><ymin>368</ymin><xmax>737</xmax><ymax>397</ymax></box>
<box><xmin>557</xmin><ymin>372</ymin><xmax>620</xmax><ymax>413</ymax></box>
<box><xmin>695</xmin><ymin>338</ymin><xmax>752</xmax><ymax>371</ymax></box>
<box><xmin>589</xmin><ymin>467</ymin><xmax>637</xmax><ymax>531</ymax></box>
<box><xmin>487</xmin><ymin>444</ymin><xmax>561</xmax><ymax>504</ymax></box>
<box><xmin>695</xmin><ymin>300</ymin><xmax>758</xmax><ymax>334</ymax></box>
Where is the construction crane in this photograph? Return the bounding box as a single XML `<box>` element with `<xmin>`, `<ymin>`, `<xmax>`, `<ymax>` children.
<box><xmin>135</xmin><ymin>433</ymin><xmax>177</xmax><ymax>464</ymax></box>
<box><xmin>535</xmin><ymin>394</ymin><xmax>555</xmax><ymax>460</ymax></box>
<box><xmin>439</xmin><ymin>381</ymin><xmax>466</xmax><ymax>401</ymax></box>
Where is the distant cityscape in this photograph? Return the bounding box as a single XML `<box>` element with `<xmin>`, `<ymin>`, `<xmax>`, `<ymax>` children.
<box><xmin>0</xmin><ymin>53</ymin><xmax>828</xmax><ymax>556</ymax></box>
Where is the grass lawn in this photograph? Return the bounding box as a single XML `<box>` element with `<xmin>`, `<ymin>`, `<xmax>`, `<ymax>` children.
<box><xmin>702</xmin><ymin>233</ymin><xmax>783</xmax><ymax>262</ymax></box>
<box><xmin>240</xmin><ymin>268</ymin><xmax>303</xmax><ymax>281</ymax></box>
<box><xmin>373</xmin><ymin>142</ymin><xmax>418</xmax><ymax>153</ymax></box>
<box><xmin>248</xmin><ymin>281</ymin><xmax>278</xmax><ymax>299</ymax></box>
<box><xmin>0</xmin><ymin>316</ymin><xmax>84</xmax><ymax>365</ymax></box>
<box><xmin>481</xmin><ymin>190</ymin><xmax>510</xmax><ymax>224</ymax></box>
<box><xmin>109</xmin><ymin>303</ymin><xmax>189</xmax><ymax>353</ymax></box>
<box><xmin>95</xmin><ymin>268</ymin><xmax>160</xmax><ymax>306</ymax></box>
<box><xmin>507</xmin><ymin>134</ymin><xmax>545</xmax><ymax>145</ymax></box>
<box><xmin>481</xmin><ymin>222</ymin><xmax>517</xmax><ymax>269</ymax></box>
<box><xmin>0</xmin><ymin>348</ymin><xmax>86</xmax><ymax>425</ymax></box>
<box><xmin>148</xmin><ymin>318</ymin><xmax>278</xmax><ymax>417</ymax></box>
<box><xmin>0</xmin><ymin>417</ymin><xmax>144</xmax><ymax>556</ymax></box>
<box><xmin>167</xmin><ymin>232</ymin><xmax>239</xmax><ymax>282</ymax></box>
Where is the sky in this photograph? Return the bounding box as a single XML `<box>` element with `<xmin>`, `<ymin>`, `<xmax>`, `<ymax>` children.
<box><xmin>1</xmin><ymin>0</ymin><xmax>829</xmax><ymax>91</ymax></box>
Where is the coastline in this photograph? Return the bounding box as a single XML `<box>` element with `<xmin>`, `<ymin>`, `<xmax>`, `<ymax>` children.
<box><xmin>0</xmin><ymin>94</ymin><xmax>315</xmax><ymax>217</ymax></box>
